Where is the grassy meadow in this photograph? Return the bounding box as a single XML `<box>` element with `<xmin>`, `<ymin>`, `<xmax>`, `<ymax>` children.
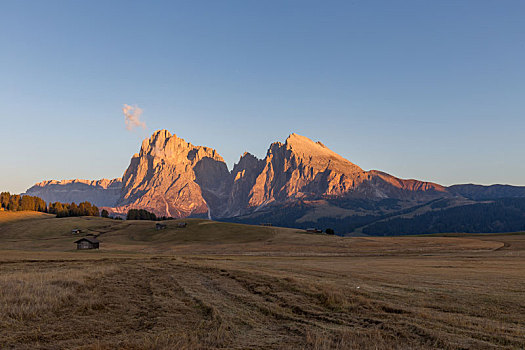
<box><xmin>0</xmin><ymin>211</ymin><xmax>524</xmax><ymax>349</ymax></box>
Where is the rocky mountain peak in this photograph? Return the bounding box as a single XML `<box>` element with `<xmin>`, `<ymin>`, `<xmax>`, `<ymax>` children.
<box><xmin>141</xmin><ymin>129</ymin><xmax>172</xmax><ymax>152</ymax></box>
<box><xmin>285</xmin><ymin>132</ymin><xmax>312</xmax><ymax>145</ymax></box>
<box><xmin>151</xmin><ymin>128</ymin><xmax>172</xmax><ymax>141</ymax></box>
<box><xmin>139</xmin><ymin>129</ymin><xmax>224</xmax><ymax>165</ymax></box>
<box><xmin>285</xmin><ymin>133</ymin><xmax>337</xmax><ymax>157</ymax></box>
<box><xmin>282</xmin><ymin>133</ymin><xmax>363</xmax><ymax>174</ymax></box>
<box><xmin>117</xmin><ymin>130</ymin><xmax>230</xmax><ymax>218</ymax></box>
<box><xmin>27</xmin><ymin>130</ymin><xmax>453</xmax><ymax>221</ymax></box>
<box><xmin>241</xmin><ymin>151</ymin><xmax>256</xmax><ymax>158</ymax></box>
<box><xmin>236</xmin><ymin>152</ymin><xmax>260</xmax><ymax>166</ymax></box>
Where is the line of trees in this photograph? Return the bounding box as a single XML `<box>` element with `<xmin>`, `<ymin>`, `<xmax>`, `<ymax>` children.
<box><xmin>126</xmin><ymin>209</ymin><xmax>173</xmax><ymax>221</ymax></box>
<box><xmin>1</xmin><ymin>192</ymin><xmax>100</xmax><ymax>218</ymax></box>
<box><xmin>1</xmin><ymin>192</ymin><xmax>47</xmax><ymax>212</ymax></box>
<box><xmin>126</xmin><ymin>209</ymin><xmax>157</xmax><ymax>220</ymax></box>
<box><xmin>1</xmin><ymin>192</ymin><xmax>169</xmax><ymax>221</ymax></box>
<box><xmin>48</xmin><ymin>201</ymin><xmax>100</xmax><ymax>217</ymax></box>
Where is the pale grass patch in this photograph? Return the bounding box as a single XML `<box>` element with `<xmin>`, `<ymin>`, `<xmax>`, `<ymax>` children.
<box><xmin>316</xmin><ymin>285</ymin><xmax>348</xmax><ymax>309</ymax></box>
<box><xmin>0</xmin><ymin>210</ymin><xmax>51</xmax><ymax>224</ymax></box>
<box><xmin>82</xmin><ymin>332</ymin><xmax>200</xmax><ymax>350</ymax></box>
<box><xmin>0</xmin><ymin>265</ymin><xmax>113</xmax><ymax>324</ymax></box>
<box><xmin>310</xmin><ymin>282</ymin><xmax>372</xmax><ymax>311</ymax></box>
<box><xmin>305</xmin><ymin>327</ymin><xmax>399</xmax><ymax>350</ymax></box>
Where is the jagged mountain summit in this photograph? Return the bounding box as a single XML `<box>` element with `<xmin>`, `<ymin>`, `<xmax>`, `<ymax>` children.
<box><xmin>25</xmin><ymin>130</ymin><xmax>525</xmax><ymax>234</ymax></box>
<box><xmin>226</xmin><ymin>133</ymin><xmax>446</xmax><ymax>216</ymax></box>
<box><xmin>115</xmin><ymin>130</ymin><xmax>230</xmax><ymax>218</ymax></box>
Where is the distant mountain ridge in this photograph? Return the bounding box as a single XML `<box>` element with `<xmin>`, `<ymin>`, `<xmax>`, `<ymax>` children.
<box><xmin>26</xmin><ymin>178</ymin><xmax>122</xmax><ymax>207</ymax></box>
<box><xmin>24</xmin><ymin>130</ymin><xmax>525</xmax><ymax>234</ymax></box>
<box><xmin>448</xmin><ymin>184</ymin><xmax>525</xmax><ymax>200</ymax></box>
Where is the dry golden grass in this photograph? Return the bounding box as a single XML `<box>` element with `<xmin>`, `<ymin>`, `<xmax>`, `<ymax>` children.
<box><xmin>0</xmin><ymin>210</ymin><xmax>52</xmax><ymax>224</ymax></box>
<box><xmin>0</xmin><ymin>265</ymin><xmax>112</xmax><ymax>325</ymax></box>
<box><xmin>0</xmin><ymin>211</ymin><xmax>524</xmax><ymax>349</ymax></box>
<box><xmin>0</xmin><ymin>211</ymin><xmax>502</xmax><ymax>255</ymax></box>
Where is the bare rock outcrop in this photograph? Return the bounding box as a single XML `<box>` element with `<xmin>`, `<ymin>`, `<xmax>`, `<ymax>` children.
<box><xmin>225</xmin><ymin>152</ymin><xmax>265</xmax><ymax>217</ymax></box>
<box><xmin>115</xmin><ymin>130</ymin><xmax>230</xmax><ymax>218</ymax></box>
<box><xmin>225</xmin><ymin>133</ymin><xmax>447</xmax><ymax>216</ymax></box>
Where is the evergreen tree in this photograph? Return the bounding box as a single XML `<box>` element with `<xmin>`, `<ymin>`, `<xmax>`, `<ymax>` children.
<box><xmin>7</xmin><ymin>195</ymin><xmax>20</xmax><ymax>211</ymax></box>
<box><xmin>127</xmin><ymin>208</ymin><xmax>157</xmax><ymax>220</ymax></box>
<box><xmin>0</xmin><ymin>192</ymin><xmax>10</xmax><ymax>209</ymax></box>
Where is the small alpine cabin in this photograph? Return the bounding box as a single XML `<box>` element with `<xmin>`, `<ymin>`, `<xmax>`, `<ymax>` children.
<box><xmin>156</xmin><ymin>223</ymin><xmax>167</xmax><ymax>230</ymax></box>
<box><xmin>74</xmin><ymin>237</ymin><xmax>100</xmax><ymax>250</ymax></box>
<box><xmin>306</xmin><ymin>228</ymin><xmax>322</xmax><ymax>234</ymax></box>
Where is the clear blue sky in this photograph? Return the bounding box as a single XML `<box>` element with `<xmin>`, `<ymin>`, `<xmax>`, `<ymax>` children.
<box><xmin>1</xmin><ymin>0</ymin><xmax>524</xmax><ymax>194</ymax></box>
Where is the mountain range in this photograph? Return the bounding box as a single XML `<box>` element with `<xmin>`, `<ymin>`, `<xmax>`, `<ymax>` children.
<box><xmin>25</xmin><ymin>130</ymin><xmax>525</xmax><ymax>235</ymax></box>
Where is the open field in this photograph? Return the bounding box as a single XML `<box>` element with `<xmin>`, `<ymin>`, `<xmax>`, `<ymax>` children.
<box><xmin>0</xmin><ymin>212</ymin><xmax>524</xmax><ymax>349</ymax></box>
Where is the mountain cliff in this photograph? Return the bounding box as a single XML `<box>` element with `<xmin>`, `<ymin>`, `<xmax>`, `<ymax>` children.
<box><xmin>115</xmin><ymin>130</ymin><xmax>230</xmax><ymax>218</ymax></box>
<box><xmin>25</xmin><ymin>130</ymin><xmax>525</xmax><ymax>234</ymax></box>
<box><xmin>25</xmin><ymin>178</ymin><xmax>122</xmax><ymax>207</ymax></box>
<box><xmin>225</xmin><ymin>133</ymin><xmax>446</xmax><ymax>217</ymax></box>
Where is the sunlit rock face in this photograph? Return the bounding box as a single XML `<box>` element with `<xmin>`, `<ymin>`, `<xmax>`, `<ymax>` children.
<box><xmin>248</xmin><ymin>133</ymin><xmax>366</xmax><ymax>206</ymax></box>
<box><xmin>115</xmin><ymin>130</ymin><xmax>231</xmax><ymax>218</ymax></box>
<box><xmin>226</xmin><ymin>133</ymin><xmax>447</xmax><ymax>216</ymax></box>
<box><xmin>225</xmin><ymin>152</ymin><xmax>265</xmax><ymax>217</ymax></box>
<box><xmin>27</xmin><ymin>130</ymin><xmax>448</xmax><ymax>219</ymax></box>
<box><xmin>24</xmin><ymin>178</ymin><xmax>122</xmax><ymax>207</ymax></box>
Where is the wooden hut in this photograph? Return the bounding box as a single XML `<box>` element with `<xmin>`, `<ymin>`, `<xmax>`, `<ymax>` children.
<box><xmin>306</xmin><ymin>228</ymin><xmax>322</xmax><ymax>234</ymax></box>
<box><xmin>74</xmin><ymin>237</ymin><xmax>100</xmax><ymax>250</ymax></box>
<box><xmin>156</xmin><ymin>223</ymin><xmax>167</xmax><ymax>230</ymax></box>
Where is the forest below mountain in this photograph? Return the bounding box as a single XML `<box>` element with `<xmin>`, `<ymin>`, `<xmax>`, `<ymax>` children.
<box><xmin>224</xmin><ymin>197</ymin><xmax>525</xmax><ymax>236</ymax></box>
<box><xmin>362</xmin><ymin>198</ymin><xmax>525</xmax><ymax>235</ymax></box>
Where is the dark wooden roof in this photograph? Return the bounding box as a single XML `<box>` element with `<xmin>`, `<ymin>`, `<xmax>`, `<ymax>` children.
<box><xmin>74</xmin><ymin>237</ymin><xmax>100</xmax><ymax>244</ymax></box>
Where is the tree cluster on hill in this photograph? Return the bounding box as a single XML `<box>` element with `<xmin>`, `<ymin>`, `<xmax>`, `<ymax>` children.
<box><xmin>48</xmin><ymin>201</ymin><xmax>100</xmax><ymax>217</ymax></box>
<box><xmin>1</xmin><ymin>192</ymin><xmax>47</xmax><ymax>212</ymax></box>
<box><xmin>127</xmin><ymin>209</ymin><xmax>157</xmax><ymax>220</ymax></box>
<box><xmin>1</xmin><ymin>191</ymin><xmax>100</xmax><ymax>218</ymax></box>
<box><xmin>325</xmin><ymin>228</ymin><xmax>335</xmax><ymax>235</ymax></box>
<box><xmin>126</xmin><ymin>209</ymin><xmax>174</xmax><ymax>221</ymax></box>
<box><xmin>48</xmin><ymin>202</ymin><xmax>99</xmax><ymax>218</ymax></box>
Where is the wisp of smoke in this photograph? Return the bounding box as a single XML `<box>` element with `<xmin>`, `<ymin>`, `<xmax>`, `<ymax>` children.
<box><xmin>122</xmin><ymin>104</ymin><xmax>146</xmax><ymax>131</ymax></box>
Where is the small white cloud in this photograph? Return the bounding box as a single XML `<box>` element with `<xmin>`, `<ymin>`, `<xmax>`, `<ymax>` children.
<box><xmin>122</xmin><ymin>104</ymin><xmax>146</xmax><ymax>131</ymax></box>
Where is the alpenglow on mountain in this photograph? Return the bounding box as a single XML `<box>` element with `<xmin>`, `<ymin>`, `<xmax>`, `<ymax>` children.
<box><xmin>26</xmin><ymin>130</ymin><xmax>525</xmax><ymax>235</ymax></box>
